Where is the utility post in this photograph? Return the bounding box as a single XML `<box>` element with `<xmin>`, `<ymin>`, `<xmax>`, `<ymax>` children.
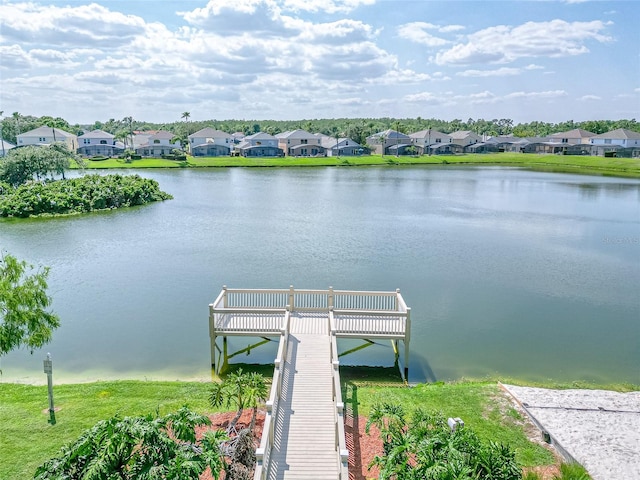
<box><xmin>43</xmin><ymin>353</ymin><xmax>56</xmax><ymax>425</ymax></box>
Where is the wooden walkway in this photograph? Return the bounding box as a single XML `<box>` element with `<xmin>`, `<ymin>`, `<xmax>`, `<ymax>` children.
<box><xmin>268</xmin><ymin>313</ymin><xmax>338</xmax><ymax>479</ymax></box>
<box><xmin>208</xmin><ymin>287</ymin><xmax>411</xmax><ymax>480</ymax></box>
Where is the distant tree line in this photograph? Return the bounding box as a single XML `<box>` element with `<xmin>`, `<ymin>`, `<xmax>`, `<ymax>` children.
<box><xmin>2</xmin><ymin>112</ymin><xmax>638</xmax><ymax>148</ymax></box>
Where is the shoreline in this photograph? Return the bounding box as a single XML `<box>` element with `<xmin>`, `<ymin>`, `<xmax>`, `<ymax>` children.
<box><xmin>72</xmin><ymin>153</ymin><xmax>640</xmax><ymax>179</ymax></box>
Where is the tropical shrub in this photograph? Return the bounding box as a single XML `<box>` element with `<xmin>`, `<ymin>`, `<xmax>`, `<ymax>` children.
<box><xmin>34</xmin><ymin>407</ymin><xmax>228</xmax><ymax>480</ymax></box>
<box><xmin>366</xmin><ymin>403</ymin><xmax>521</xmax><ymax>480</ymax></box>
<box><xmin>0</xmin><ymin>174</ymin><xmax>172</xmax><ymax>218</ymax></box>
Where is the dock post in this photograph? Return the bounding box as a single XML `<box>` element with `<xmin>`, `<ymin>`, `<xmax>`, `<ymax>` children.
<box><xmin>289</xmin><ymin>285</ymin><xmax>295</xmax><ymax>311</ymax></box>
<box><xmin>223</xmin><ymin>336</ymin><xmax>228</xmax><ymax>373</ymax></box>
<box><xmin>328</xmin><ymin>286</ymin><xmax>334</xmax><ymax>309</ymax></box>
<box><xmin>209</xmin><ymin>304</ymin><xmax>216</xmax><ymax>372</ymax></box>
<box><xmin>404</xmin><ymin>307</ymin><xmax>411</xmax><ymax>381</ymax></box>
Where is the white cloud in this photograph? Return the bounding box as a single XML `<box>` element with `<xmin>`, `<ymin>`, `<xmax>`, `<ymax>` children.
<box><xmin>578</xmin><ymin>95</ymin><xmax>602</xmax><ymax>101</ymax></box>
<box><xmin>434</xmin><ymin>19</ymin><xmax>613</xmax><ymax>65</ymax></box>
<box><xmin>457</xmin><ymin>67</ymin><xmax>521</xmax><ymax>77</ymax></box>
<box><xmin>0</xmin><ymin>2</ymin><xmax>147</xmax><ymax>47</ymax></box>
<box><xmin>397</xmin><ymin>22</ymin><xmax>463</xmax><ymax>47</ymax></box>
<box><xmin>398</xmin><ymin>23</ymin><xmax>449</xmax><ymax>46</ymax></box>
<box><xmin>282</xmin><ymin>0</ymin><xmax>375</xmax><ymax>14</ymax></box>
<box><xmin>0</xmin><ymin>44</ymin><xmax>31</xmax><ymax>69</ymax></box>
<box><xmin>297</xmin><ymin>19</ymin><xmax>376</xmax><ymax>44</ymax></box>
<box><xmin>504</xmin><ymin>90</ymin><xmax>567</xmax><ymax>100</ymax></box>
<box><xmin>403</xmin><ymin>92</ymin><xmax>446</xmax><ymax>104</ymax></box>
<box><xmin>439</xmin><ymin>25</ymin><xmax>465</xmax><ymax>33</ymax></box>
<box><xmin>525</xmin><ymin>64</ymin><xmax>544</xmax><ymax>70</ymax></box>
<box><xmin>368</xmin><ymin>69</ymin><xmax>435</xmax><ymax>85</ymax></box>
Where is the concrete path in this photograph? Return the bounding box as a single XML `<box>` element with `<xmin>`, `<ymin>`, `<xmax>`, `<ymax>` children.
<box><xmin>501</xmin><ymin>384</ymin><xmax>640</xmax><ymax>480</ymax></box>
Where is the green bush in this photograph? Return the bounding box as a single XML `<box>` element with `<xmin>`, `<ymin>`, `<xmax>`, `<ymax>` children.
<box><xmin>0</xmin><ymin>174</ymin><xmax>172</xmax><ymax>218</ymax></box>
<box><xmin>367</xmin><ymin>404</ymin><xmax>521</xmax><ymax>480</ymax></box>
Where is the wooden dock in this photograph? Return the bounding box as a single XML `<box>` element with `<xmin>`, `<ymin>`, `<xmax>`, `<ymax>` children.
<box><xmin>209</xmin><ymin>287</ymin><xmax>411</xmax><ymax>480</ymax></box>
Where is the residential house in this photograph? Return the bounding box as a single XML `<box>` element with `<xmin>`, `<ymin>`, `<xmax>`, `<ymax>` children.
<box><xmin>549</xmin><ymin>128</ymin><xmax>595</xmax><ymax>145</ymax></box>
<box><xmin>276</xmin><ymin>129</ymin><xmax>326</xmax><ymax>156</ymax></box>
<box><xmin>236</xmin><ymin>132</ymin><xmax>283</xmax><ymax>157</ymax></box>
<box><xmin>188</xmin><ymin>127</ymin><xmax>233</xmax><ymax>156</ymax></box>
<box><xmin>16</xmin><ymin>126</ymin><xmax>78</xmax><ymax>151</ymax></box>
<box><xmin>135</xmin><ymin>130</ymin><xmax>181</xmax><ymax>157</ymax></box>
<box><xmin>590</xmin><ymin>128</ymin><xmax>640</xmax><ymax>157</ymax></box>
<box><xmin>367</xmin><ymin>129</ymin><xmax>411</xmax><ymax>155</ymax></box>
<box><xmin>77</xmin><ymin>129</ymin><xmax>124</xmax><ymax>156</ymax></box>
<box><xmin>464</xmin><ymin>141</ymin><xmax>500</xmax><ymax>153</ymax></box>
<box><xmin>489</xmin><ymin>135</ymin><xmax>530</xmax><ymax>153</ymax></box>
<box><xmin>0</xmin><ymin>139</ymin><xmax>16</xmax><ymax>157</ymax></box>
<box><xmin>449</xmin><ymin>130</ymin><xmax>481</xmax><ymax>147</ymax></box>
<box><xmin>409</xmin><ymin>129</ymin><xmax>451</xmax><ymax>155</ymax></box>
<box><xmin>318</xmin><ymin>135</ymin><xmax>364</xmax><ymax>156</ymax></box>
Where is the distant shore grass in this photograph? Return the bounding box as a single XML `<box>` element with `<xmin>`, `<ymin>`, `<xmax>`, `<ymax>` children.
<box><xmin>74</xmin><ymin>153</ymin><xmax>640</xmax><ymax>178</ymax></box>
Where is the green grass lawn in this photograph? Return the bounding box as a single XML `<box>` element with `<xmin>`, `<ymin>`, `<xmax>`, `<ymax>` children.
<box><xmin>0</xmin><ymin>381</ymin><xmax>215</xmax><ymax>479</ymax></box>
<box><xmin>347</xmin><ymin>381</ymin><xmax>556</xmax><ymax>467</ymax></box>
<box><xmin>0</xmin><ymin>379</ymin><xmax>558</xmax><ymax>478</ymax></box>
<box><xmin>75</xmin><ymin>153</ymin><xmax>640</xmax><ymax>178</ymax></box>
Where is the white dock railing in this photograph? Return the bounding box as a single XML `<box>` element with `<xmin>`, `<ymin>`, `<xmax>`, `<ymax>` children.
<box><xmin>330</xmin><ymin>310</ymin><xmax>349</xmax><ymax>479</ymax></box>
<box><xmin>254</xmin><ymin>308</ymin><xmax>291</xmax><ymax>480</ymax></box>
<box><xmin>210</xmin><ymin>286</ymin><xmax>409</xmax><ymax>339</ymax></box>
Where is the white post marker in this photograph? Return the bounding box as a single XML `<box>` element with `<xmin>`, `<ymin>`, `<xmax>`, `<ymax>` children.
<box><xmin>43</xmin><ymin>353</ymin><xmax>56</xmax><ymax>425</ymax></box>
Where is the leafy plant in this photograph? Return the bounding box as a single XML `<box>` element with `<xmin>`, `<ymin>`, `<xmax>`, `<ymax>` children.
<box><xmin>34</xmin><ymin>406</ymin><xmax>228</xmax><ymax>480</ymax></box>
<box><xmin>366</xmin><ymin>403</ymin><xmax>521</xmax><ymax>480</ymax></box>
<box><xmin>0</xmin><ymin>253</ymin><xmax>60</xmax><ymax>367</ymax></box>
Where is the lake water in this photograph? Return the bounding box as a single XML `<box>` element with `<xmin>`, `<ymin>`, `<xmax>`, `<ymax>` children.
<box><xmin>1</xmin><ymin>166</ymin><xmax>638</xmax><ymax>385</ymax></box>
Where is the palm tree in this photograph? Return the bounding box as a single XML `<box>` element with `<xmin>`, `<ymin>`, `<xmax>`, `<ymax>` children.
<box><xmin>123</xmin><ymin>116</ymin><xmax>134</xmax><ymax>150</ymax></box>
<box><xmin>182</xmin><ymin>111</ymin><xmax>191</xmax><ymax>123</ymax></box>
<box><xmin>0</xmin><ymin>110</ymin><xmax>5</xmax><ymax>157</ymax></box>
<box><xmin>12</xmin><ymin>112</ymin><xmax>21</xmax><ymax>136</ymax></box>
<box><xmin>209</xmin><ymin>368</ymin><xmax>268</xmax><ymax>435</ymax></box>
<box><xmin>331</xmin><ymin>126</ymin><xmax>341</xmax><ymax>158</ymax></box>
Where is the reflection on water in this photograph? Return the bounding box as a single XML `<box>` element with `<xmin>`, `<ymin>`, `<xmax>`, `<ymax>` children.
<box><xmin>1</xmin><ymin>166</ymin><xmax>638</xmax><ymax>385</ymax></box>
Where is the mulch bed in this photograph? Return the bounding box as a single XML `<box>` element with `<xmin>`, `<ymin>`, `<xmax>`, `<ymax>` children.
<box><xmin>196</xmin><ymin>409</ymin><xmax>560</xmax><ymax>480</ymax></box>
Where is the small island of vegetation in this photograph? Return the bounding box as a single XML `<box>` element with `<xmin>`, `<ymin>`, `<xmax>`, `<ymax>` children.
<box><xmin>0</xmin><ymin>145</ymin><xmax>172</xmax><ymax>218</ymax></box>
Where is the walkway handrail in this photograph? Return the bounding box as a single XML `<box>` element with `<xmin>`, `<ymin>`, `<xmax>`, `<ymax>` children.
<box><xmin>254</xmin><ymin>308</ymin><xmax>291</xmax><ymax>480</ymax></box>
<box><xmin>330</xmin><ymin>310</ymin><xmax>349</xmax><ymax>479</ymax></box>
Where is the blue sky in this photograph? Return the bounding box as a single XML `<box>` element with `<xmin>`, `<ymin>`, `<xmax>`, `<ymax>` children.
<box><xmin>1</xmin><ymin>0</ymin><xmax>638</xmax><ymax>125</ymax></box>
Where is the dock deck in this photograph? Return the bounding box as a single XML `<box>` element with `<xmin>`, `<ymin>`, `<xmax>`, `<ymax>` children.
<box><xmin>209</xmin><ymin>287</ymin><xmax>411</xmax><ymax>480</ymax></box>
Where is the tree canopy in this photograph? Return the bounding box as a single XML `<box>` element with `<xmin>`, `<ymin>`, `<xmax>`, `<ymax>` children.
<box><xmin>366</xmin><ymin>403</ymin><xmax>521</xmax><ymax>480</ymax></box>
<box><xmin>0</xmin><ymin>144</ymin><xmax>77</xmax><ymax>187</ymax></box>
<box><xmin>0</xmin><ymin>253</ymin><xmax>60</xmax><ymax>361</ymax></box>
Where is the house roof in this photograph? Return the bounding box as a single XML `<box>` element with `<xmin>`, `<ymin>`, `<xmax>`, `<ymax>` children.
<box><xmin>369</xmin><ymin>129</ymin><xmax>410</xmax><ymax>140</ymax></box>
<box><xmin>149</xmin><ymin>130</ymin><xmax>175</xmax><ymax>140</ymax></box>
<box><xmin>449</xmin><ymin>130</ymin><xmax>478</xmax><ymax>139</ymax></box>
<box><xmin>245</xmin><ymin>132</ymin><xmax>277</xmax><ymax>140</ymax></box>
<box><xmin>189</xmin><ymin>127</ymin><xmax>230</xmax><ymax>138</ymax></box>
<box><xmin>590</xmin><ymin>128</ymin><xmax>640</xmax><ymax>140</ymax></box>
<box><xmin>79</xmin><ymin>129</ymin><xmax>115</xmax><ymax>139</ymax></box>
<box><xmin>550</xmin><ymin>128</ymin><xmax>595</xmax><ymax>139</ymax></box>
<box><xmin>320</xmin><ymin>137</ymin><xmax>360</xmax><ymax>149</ymax></box>
<box><xmin>275</xmin><ymin>129</ymin><xmax>314</xmax><ymax>139</ymax></box>
<box><xmin>18</xmin><ymin>126</ymin><xmax>75</xmax><ymax>138</ymax></box>
<box><xmin>409</xmin><ymin>129</ymin><xmax>446</xmax><ymax>139</ymax></box>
